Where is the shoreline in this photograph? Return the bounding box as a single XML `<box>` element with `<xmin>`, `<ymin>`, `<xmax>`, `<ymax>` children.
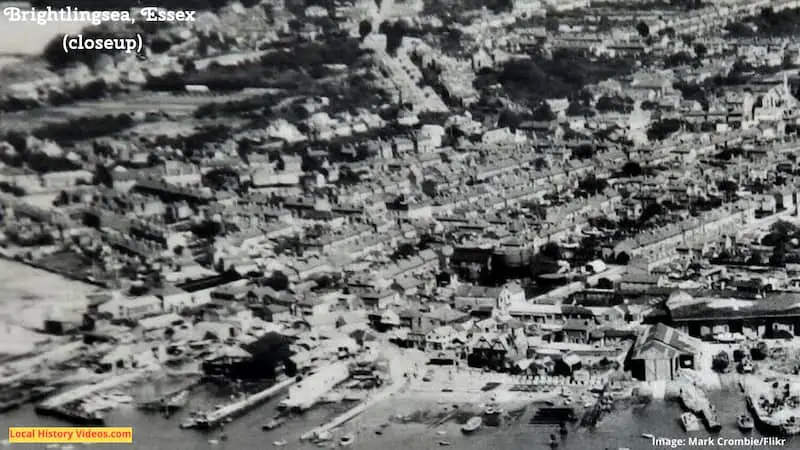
<box><xmin>0</xmin><ymin>257</ymin><xmax>96</xmax><ymax>353</ymax></box>
<box><xmin>0</xmin><ymin>251</ymin><xmax>109</xmax><ymax>287</ymax></box>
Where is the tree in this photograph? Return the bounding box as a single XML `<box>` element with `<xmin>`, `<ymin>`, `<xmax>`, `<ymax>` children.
<box><xmin>531</xmin><ymin>102</ymin><xmax>556</xmax><ymax>122</ymax></box>
<box><xmin>385</xmin><ymin>22</ymin><xmax>405</xmax><ymax>55</ymax></box>
<box><xmin>751</xmin><ymin>342</ymin><xmax>768</xmax><ymax>361</ymax></box>
<box><xmin>572</xmin><ymin>144</ymin><xmax>595</xmax><ymax>160</ymax></box>
<box><xmin>497</xmin><ymin>109</ymin><xmax>523</xmax><ymax>130</ymax></box>
<box><xmin>640</xmin><ymin>100</ymin><xmax>659</xmax><ymax>111</ymax></box>
<box><xmin>358</xmin><ymin>19</ymin><xmax>372</xmax><ymax>40</ymax></box>
<box><xmin>647</xmin><ymin>118</ymin><xmax>682</xmax><ymax>141</ymax></box>
<box><xmin>636</xmin><ymin>21</ymin><xmax>650</xmax><ymax>38</ymax></box>
<box><xmin>596</xmin><ymin>95</ymin><xmax>632</xmax><ymax>113</ymax></box>
<box><xmin>539</xmin><ymin>242</ymin><xmax>562</xmax><ymax>261</ymax></box>
<box><xmin>53</xmin><ymin>190</ymin><xmax>69</xmax><ymax>206</ymax></box>
<box><xmin>266</xmin><ymin>270</ymin><xmax>290</xmax><ymax>291</ymax></box>
<box><xmin>621</xmin><ymin>161</ymin><xmax>643</xmax><ymax>177</ymax></box>
<box><xmin>717</xmin><ymin>179</ymin><xmax>738</xmax><ymax>201</ymax></box>
<box><xmin>533</xmin><ymin>157</ymin><xmax>548</xmax><ymax>170</ymax></box>
<box><xmin>579</xmin><ymin>175</ymin><xmax>609</xmax><ymax>195</ymax></box>
<box><xmin>694</xmin><ymin>43</ymin><xmax>708</xmax><ymax>59</ymax></box>
<box><xmin>92</xmin><ymin>163</ymin><xmax>114</xmax><ymax>188</ymax></box>
<box><xmin>660</xmin><ymin>27</ymin><xmax>676</xmax><ymax>38</ymax></box>
<box><xmin>639</xmin><ymin>202</ymin><xmax>664</xmax><ymax>223</ymax></box>
<box><xmin>770</xmin><ymin>245</ymin><xmax>786</xmax><ymax>266</ymax></box>
<box><xmin>712</xmin><ymin>351</ymin><xmax>730</xmax><ymax>373</ymax></box>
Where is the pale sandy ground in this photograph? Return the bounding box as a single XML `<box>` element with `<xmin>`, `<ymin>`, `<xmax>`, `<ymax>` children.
<box><xmin>0</xmin><ymin>258</ymin><xmax>96</xmax><ymax>355</ymax></box>
<box><xmin>325</xmin><ymin>360</ymin><xmax>564</xmax><ymax>445</ymax></box>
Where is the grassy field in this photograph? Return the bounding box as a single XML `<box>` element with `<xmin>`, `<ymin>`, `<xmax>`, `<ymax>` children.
<box><xmin>0</xmin><ymin>90</ymin><xmax>259</xmax><ymax>132</ymax></box>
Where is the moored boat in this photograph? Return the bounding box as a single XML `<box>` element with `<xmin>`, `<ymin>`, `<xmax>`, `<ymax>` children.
<box><xmin>701</xmin><ymin>406</ymin><xmax>722</xmax><ymax>432</ymax></box>
<box><xmin>339</xmin><ymin>434</ymin><xmax>354</xmax><ymax>447</ymax></box>
<box><xmin>461</xmin><ymin>416</ymin><xmax>482</xmax><ymax>433</ymax></box>
<box><xmin>262</xmin><ymin>417</ymin><xmax>287</xmax><ymax>431</ymax></box>
<box><xmin>738</xmin><ymin>358</ymin><xmax>754</xmax><ymax>374</ymax></box>
<box><xmin>737</xmin><ymin>414</ymin><xmax>754</xmax><ymax>432</ymax></box>
<box><xmin>164</xmin><ymin>391</ymin><xmax>189</xmax><ymax>411</ymax></box>
<box><xmin>681</xmin><ymin>412</ymin><xmax>700</xmax><ymax>432</ymax></box>
<box><xmin>781</xmin><ymin>416</ymin><xmax>800</xmax><ymax>435</ymax></box>
<box><xmin>679</xmin><ymin>385</ymin><xmax>706</xmax><ymax>414</ymax></box>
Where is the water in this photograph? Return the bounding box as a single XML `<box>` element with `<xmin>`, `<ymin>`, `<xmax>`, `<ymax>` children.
<box><xmin>0</xmin><ymin>260</ymin><xmax>794</xmax><ymax>449</ymax></box>
<box><xmin>1</xmin><ymin>386</ymin><xmax>796</xmax><ymax>450</ymax></box>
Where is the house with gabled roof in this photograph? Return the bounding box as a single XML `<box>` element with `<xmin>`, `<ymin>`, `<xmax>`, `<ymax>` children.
<box><xmin>629</xmin><ymin>323</ymin><xmax>701</xmax><ymax>381</ymax></box>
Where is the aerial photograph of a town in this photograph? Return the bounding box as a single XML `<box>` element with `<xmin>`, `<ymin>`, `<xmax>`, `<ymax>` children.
<box><xmin>6</xmin><ymin>0</ymin><xmax>800</xmax><ymax>449</ymax></box>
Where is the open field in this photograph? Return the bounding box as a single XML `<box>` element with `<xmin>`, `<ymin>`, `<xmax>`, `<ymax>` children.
<box><xmin>0</xmin><ymin>90</ymin><xmax>264</xmax><ymax>132</ymax></box>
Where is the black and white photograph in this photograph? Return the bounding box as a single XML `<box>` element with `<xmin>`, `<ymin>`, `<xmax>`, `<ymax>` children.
<box><xmin>1</xmin><ymin>0</ymin><xmax>800</xmax><ymax>449</ymax></box>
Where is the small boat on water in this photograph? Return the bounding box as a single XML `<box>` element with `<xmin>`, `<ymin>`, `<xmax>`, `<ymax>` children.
<box><xmin>737</xmin><ymin>414</ymin><xmax>754</xmax><ymax>432</ymax></box>
<box><xmin>780</xmin><ymin>416</ymin><xmax>800</xmax><ymax>435</ymax></box>
<box><xmin>681</xmin><ymin>412</ymin><xmax>700</xmax><ymax>432</ymax></box>
<box><xmin>138</xmin><ymin>390</ymin><xmax>188</xmax><ymax>414</ymax></box>
<box><xmin>438</xmin><ymin>441</ymin><xmax>451</xmax><ymax>446</ymax></box>
<box><xmin>462</xmin><ymin>416</ymin><xmax>482</xmax><ymax>433</ymax></box>
<box><xmin>314</xmin><ymin>431</ymin><xmax>333</xmax><ymax>442</ymax></box>
<box><xmin>262</xmin><ymin>417</ymin><xmax>287</xmax><ymax>431</ymax></box>
<box><xmin>641</xmin><ymin>433</ymin><xmax>654</xmax><ymax>439</ymax></box>
<box><xmin>273</xmin><ymin>440</ymin><xmax>287</xmax><ymax>447</ymax></box>
<box><xmin>339</xmin><ymin>434</ymin><xmax>354</xmax><ymax>447</ymax></box>
<box><xmin>679</xmin><ymin>385</ymin><xmax>705</xmax><ymax>413</ymax></box>
<box><xmin>702</xmin><ymin>406</ymin><xmax>722</xmax><ymax>432</ymax></box>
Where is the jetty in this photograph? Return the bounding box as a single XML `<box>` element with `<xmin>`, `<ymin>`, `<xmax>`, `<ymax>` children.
<box><xmin>184</xmin><ymin>377</ymin><xmax>296</xmax><ymax>429</ymax></box>
<box><xmin>37</xmin><ymin>370</ymin><xmax>146</xmax><ymax>410</ymax></box>
<box><xmin>35</xmin><ymin>370</ymin><xmax>148</xmax><ymax>424</ymax></box>
<box><xmin>300</xmin><ymin>377</ymin><xmax>408</xmax><ymax>441</ymax></box>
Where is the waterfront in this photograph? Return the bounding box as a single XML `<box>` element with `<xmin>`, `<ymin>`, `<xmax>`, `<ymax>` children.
<box><xmin>0</xmin><ymin>258</ymin><xmax>95</xmax><ymax>356</ymax></box>
<box><xmin>1</xmin><ymin>385</ymin><xmax>796</xmax><ymax>450</ymax></box>
<box><xmin>0</xmin><ymin>260</ymin><xmax>796</xmax><ymax>450</ymax></box>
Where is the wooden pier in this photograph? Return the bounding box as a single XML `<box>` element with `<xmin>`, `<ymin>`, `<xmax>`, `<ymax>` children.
<box><xmin>300</xmin><ymin>377</ymin><xmax>409</xmax><ymax>441</ymax></box>
<box><xmin>38</xmin><ymin>370</ymin><xmax>147</xmax><ymax>409</ymax></box>
<box><xmin>185</xmin><ymin>377</ymin><xmax>296</xmax><ymax>429</ymax></box>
